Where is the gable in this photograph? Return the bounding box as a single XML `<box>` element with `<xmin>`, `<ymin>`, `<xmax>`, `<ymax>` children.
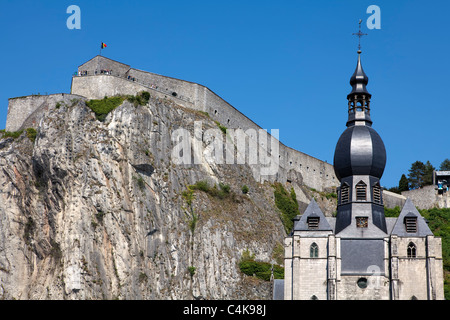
<box><xmin>391</xmin><ymin>198</ymin><xmax>433</xmax><ymax>237</ymax></box>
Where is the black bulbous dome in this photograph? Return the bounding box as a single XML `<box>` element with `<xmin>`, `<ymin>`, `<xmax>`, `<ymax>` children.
<box><xmin>333</xmin><ymin>125</ymin><xmax>386</xmax><ymax>181</ymax></box>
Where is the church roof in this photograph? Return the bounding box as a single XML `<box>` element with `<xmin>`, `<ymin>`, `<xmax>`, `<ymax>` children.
<box><xmin>391</xmin><ymin>198</ymin><xmax>433</xmax><ymax>237</ymax></box>
<box><xmin>293</xmin><ymin>199</ymin><xmax>333</xmax><ymax>231</ymax></box>
<box><xmin>333</xmin><ymin>124</ymin><xmax>386</xmax><ymax>180</ymax></box>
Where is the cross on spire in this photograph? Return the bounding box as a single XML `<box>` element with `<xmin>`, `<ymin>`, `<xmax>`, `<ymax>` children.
<box><xmin>352</xmin><ymin>19</ymin><xmax>367</xmax><ymax>51</ymax></box>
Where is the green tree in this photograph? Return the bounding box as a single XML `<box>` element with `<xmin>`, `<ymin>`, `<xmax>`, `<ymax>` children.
<box><xmin>408</xmin><ymin>161</ymin><xmax>426</xmax><ymax>189</ymax></box>
<box><xmin>398</xmin><ymin>174</ymin><xmax>409</xmax><ymax>192</ymax></box>
<box><xmin>440</xmin><ymin>158</ymin><xmax>450</xmax><ymax>171</ymax></box>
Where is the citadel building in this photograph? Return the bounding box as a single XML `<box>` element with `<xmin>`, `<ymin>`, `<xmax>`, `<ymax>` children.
<box><xmin>282</xmin><ymin>50</ymin><xmax>445</xmax><ymax>300</ymax></box>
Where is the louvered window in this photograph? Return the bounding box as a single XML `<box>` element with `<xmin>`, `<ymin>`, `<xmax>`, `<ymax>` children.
<box><xmin>373</xmin><ymin>184</ymin><xmax>381</xmax><ymax>203</ymax></box>
<box><xmin>307</xmin><ymin>217</ymin><xmax>320</xmax><ymax>230</ymax></box>
<box><xmin>405</xmin><ymin>216</ymin><xmax>417</xmax><ymax>233</ymax></box>
<box><xmin>341</xmin><ymin>184</ymin><xmax>349</xmax><ymax>204</ymax></box>
<box><xmin>356</xmin><ymin>181</ymin><xmax>367</xmax><ymax>201</ymax></box>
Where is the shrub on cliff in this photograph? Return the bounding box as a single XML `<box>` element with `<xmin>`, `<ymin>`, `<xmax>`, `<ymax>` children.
<box><xmin>86</xmin><ymin>96</ymin><xmax>125</xmax><ymax>121</ymax></box>
<box><xmin>273</xmin><ymin>182</ymin><xmax>299</xmax><ymax>234</ymax></box>
<box><xmin>126</xmin><ymin>91</ymin><xmax>150</xmax><ymax>106</ymax></box>
<box><xmin>238</xmin><ymin>249</ymin><xmax>284</xmax><ymax>281</ymax></box>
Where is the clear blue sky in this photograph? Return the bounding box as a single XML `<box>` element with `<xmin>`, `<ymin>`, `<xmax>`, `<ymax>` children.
<box><xmin>0</xmin><ymin>0</ymin><xmax>449</xmax><ymax>189</ymax></box>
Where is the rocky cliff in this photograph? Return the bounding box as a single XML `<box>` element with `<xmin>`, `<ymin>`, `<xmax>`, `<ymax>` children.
<box><xmin>0</xmin><ymin>94</ymin><xmax>336</xmax><ymax>300</ymax></box>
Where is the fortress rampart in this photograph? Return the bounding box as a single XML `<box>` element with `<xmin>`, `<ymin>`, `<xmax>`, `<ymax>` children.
<box><xmin>71</xmin><ymin>56</ymin><xmax>339</xmax><ymax>190</ymax></box>
<box><xmin>6</xmin><ymin>56</ymin><xmax>340</xmax><ymax>191</ymax></box>
<box><xmin>6</xmin><ymin>93</ymin><xmax>86</xmax><ymax>132</ymax></box>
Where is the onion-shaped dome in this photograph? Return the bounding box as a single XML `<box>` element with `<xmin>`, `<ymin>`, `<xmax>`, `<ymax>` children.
<box><xmin>333</xmin><ymin>125</ymin><xmax>386</xmax><ymax>181</ymax></box>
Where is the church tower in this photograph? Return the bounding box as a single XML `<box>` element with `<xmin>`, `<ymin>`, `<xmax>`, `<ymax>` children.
<box><xmin>333</xmin><ymin>49</ymin><xmax>387</xmax><ymax>237</ymax></box>
<box><xmin>281</xmin><ymin>44</ymin><xmax>445</xmax><ymax>300</ymax></box>
<box><xmin>331</xmin><ymin>49</ymin><xmax>391</xmax><ymax>298</ymax></box>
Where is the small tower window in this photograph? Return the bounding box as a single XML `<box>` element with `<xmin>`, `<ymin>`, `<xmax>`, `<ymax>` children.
<box><xmin>310</xmin><ymin>243</ymin><xmax>319</xmax><ymax>258</ymax></box>
<box><xmin>307</xmin><ymin>217</ymin><xmax>320</xmax><ymax>230</ymax></box>
<box><xmin>356</xmin><ymin>181</ymin><xmax>367</xmax><ymax>201</ymax></box>
<box><xmin>373</xmin><ymin>183</ymin><xmax>381</xmax><ymax>204</ymax></box>
<box><xmin>348</xmin><ymin>101</ymin><xmax>355</xmax><ymax>113</ymax></box>
<box><xmin>340</xmin><ymin>184</ymin><xmax>349</xmax><ymax>204</ymax></box>
<box><xmin>356</xmin><ymin>101</ymin><xmax>363</xmax><ymax>111</ymax></box>
<box><xmin>404</xmin><ymin>215</ymin><xmax>418</xmax><ymax>233</ymax></box>
<box><xmin>365</xmin><ymin>100</ymin><xmax>370</xmax><ymax>113</ymax></box>
<box><xmin>407</xmin><ymin>242</ymin><xmax>417</xmax><ymax>258</ymax></box>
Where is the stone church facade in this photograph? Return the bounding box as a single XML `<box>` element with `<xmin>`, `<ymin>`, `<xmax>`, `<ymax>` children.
<box><xmin>283</xmin><ymin>50</ymin><xmax>445</xmax><ymax>300</ymax></box>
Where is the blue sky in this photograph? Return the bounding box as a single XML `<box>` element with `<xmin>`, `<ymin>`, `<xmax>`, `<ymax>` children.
<box><xmin>0</xmin><ymin>0</ymin><xmax>449</xmax><ymax>189</ymax></box>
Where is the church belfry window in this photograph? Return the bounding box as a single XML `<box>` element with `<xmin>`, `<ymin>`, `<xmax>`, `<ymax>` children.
<box><xmin>310</xmin><ymin>243</ymin><xmax>319</xmax><ymax>258</ymax></box>
<box><xmin>407</xmin><ymin>242</ymin><xmax>417</xmax><ymax>258</ymax></box>
<box><xmin>373</xmin><ymin>183</ymin><xmax>381</xmax><ymax>204</ymax></box>
<box><xmin>340</xmin><ymin>183</ymin><xmax>349</xmax><ymax>204</ymax></box>
<box><xmin>355</xmin><ymin>181</ymin><xmax>367</xmax><ymax>201</ymax></box>
<box><xmin>356</xmin><ymin>100</ymin><xmax>363</xmax><ymax>111</ymax></box>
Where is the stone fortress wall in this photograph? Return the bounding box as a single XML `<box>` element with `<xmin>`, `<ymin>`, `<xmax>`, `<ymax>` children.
<box><xmin>71</xmin><ymin>56</ymin><xmax>339</xmax><ymax>191</ymax></box>
<box><xmin>6</xmin><ymin>93</ymin><xmax>86</xmax><ymax>132</ymax></box>
<box><xmin>6</xmin><ymin>55</ymin><xmax>411</xmax><ymax>200</ymax></box>
<box><xmin>401</xmin><ymin>185</ymin><xmax>450</xmax><ymax>209</ymax></box>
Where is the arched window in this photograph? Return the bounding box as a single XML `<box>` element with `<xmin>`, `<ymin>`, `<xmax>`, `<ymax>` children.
<box><xmin>364</xmin><ymin>100</ymin><xmax>370</xmax><ymax>113</ymax></box>
<box><xmin>311</xmin><ymin>295</ymin><xmax>318</xmax><ymax>300</ymax></box>
<box><xmin>356</xmin><ymin>101</ymin><xmax>363</xmax><ymax>111</ymax></box>
<box><xmin>407</xmin><ymin>242</ymin><xmax>417</xmax><ymax>258</ymax></box>
<box><xmin>356</xmin><ymin>181</ymin><xmax>367</xmax><ymax>201</ymax></box>
<box><xmin>348</xmin><ymin>101</ymin><xmax>355</xmax><ymax>113</ymax></box>
<box><xmin>310</xmin><ymin>243</ymin><xmax>319</xmax><ymax>258</ymax></box>
<box><xmin>411</xmin><ymin>295</ymin><xmax>418</xmax><ymax>300</ymax></box>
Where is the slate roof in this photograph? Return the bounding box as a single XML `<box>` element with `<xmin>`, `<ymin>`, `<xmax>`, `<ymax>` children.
<box><xmin>391</xmin><ymin>198</ymin><xmax>433</xmax><ymax>237</ymax></box>
<box><xmin>293</xmin><ymin>199</ymin><xmax>333</xmax><ymax>231</ymax></box>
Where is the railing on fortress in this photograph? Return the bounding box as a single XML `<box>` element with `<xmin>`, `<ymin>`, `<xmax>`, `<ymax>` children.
<box><xmin>74</xmin><ymin>71</ymin><xmax>194</xmax><ymax>105</ymax></box>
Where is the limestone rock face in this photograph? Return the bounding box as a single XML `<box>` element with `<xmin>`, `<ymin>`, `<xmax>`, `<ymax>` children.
<box><xmin>0</xmin><ymin>96</ymin><xmax>291</xmax><ymax>299</ymax></box>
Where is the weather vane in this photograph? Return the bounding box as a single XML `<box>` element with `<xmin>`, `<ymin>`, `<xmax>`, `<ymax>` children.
<box><xmin>352</xmin><ymin>19</ymin><xmax>367</xmax><ymax>51</ymax></box>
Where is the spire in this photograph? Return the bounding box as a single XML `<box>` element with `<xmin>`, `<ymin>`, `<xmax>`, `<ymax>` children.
<box><xmin>348</xmin><ymin>50</ymin><xmax>370</xmax><ymax>97</ymax></box>
<box><xmin>349</xmin><ymin>20</ymin><xmax>370</xmax><ymax>97</ymax></box>
<box><xmin>346</xmin><ymin>50</ymin><xmax>372</xmax><ymax>127</ymax></box>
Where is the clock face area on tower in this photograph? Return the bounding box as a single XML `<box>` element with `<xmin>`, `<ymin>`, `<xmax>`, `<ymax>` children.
<box><xmin>356</xmin><ymin>217</ymin><xmax>368</xmax><ymax>228</ymax></box>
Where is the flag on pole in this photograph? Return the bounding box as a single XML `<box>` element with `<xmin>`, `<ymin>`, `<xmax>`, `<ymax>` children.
<box><xmin>101</xmin><ymin>42</ymin><xmax>107</xmax><ymax>49</ymax></box>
